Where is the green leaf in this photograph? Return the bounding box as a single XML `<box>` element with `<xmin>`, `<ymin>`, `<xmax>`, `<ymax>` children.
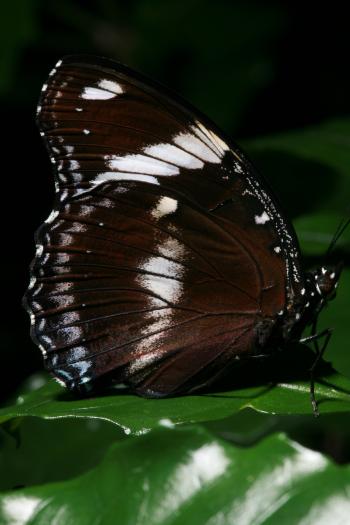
<box><xmin>1</xmin><ymin>358</ymin><xmax>350</xmax><ymax>436</ymax></box>
<box><xmin>1</xmin><ymin>426</ymin><xmax>350</xmax><ymax>525</ymax></box>
<box><xmin>245</xmin><ymin>118</ymin><xmax>350</xmax><ymax>217</ymax></box>
<box><xmin>0</xmin><ymin>417</ymin><xmax>123</xmax><ymax>492</ymax></box>
<box><xmin>294</xmin><ymin>212</ymin><xmax>350</xmax><ymax>256</ymax></box>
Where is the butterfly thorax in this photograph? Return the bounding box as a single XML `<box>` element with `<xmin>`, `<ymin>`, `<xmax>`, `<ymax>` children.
<box><xmin>277</xmin><ymin>264</ymin><xmax>342</xmax><ymax>345</ymax></box>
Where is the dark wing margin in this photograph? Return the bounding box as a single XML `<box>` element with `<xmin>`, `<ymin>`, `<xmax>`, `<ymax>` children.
<box><xmin>24</xmin><ymin>55</ymin><xmax>304</xmax><ymax>395</ymax></box>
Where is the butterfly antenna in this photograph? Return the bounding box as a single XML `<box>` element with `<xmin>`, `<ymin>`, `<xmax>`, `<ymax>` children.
<box><xmin>326</xmin><ymin>214</ymin><xmax>350</xmax><ymax>257</ymax></box>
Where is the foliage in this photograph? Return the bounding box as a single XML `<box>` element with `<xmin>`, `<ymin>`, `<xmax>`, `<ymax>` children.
<box><xmin>2</xmin><ymin>426</ymin><xmax>350</xmax><ymax>525</ymax></box>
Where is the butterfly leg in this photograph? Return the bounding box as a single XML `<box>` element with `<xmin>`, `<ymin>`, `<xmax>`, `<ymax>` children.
<box><xmin>306</xmin><ymin>327</ymin><xmax>333</xmax><ymax>417</ymax></box>
<box><xmin>299</xmin><ymin>327</ymin><xmax>332</xmax><ymax>345</ymax></box>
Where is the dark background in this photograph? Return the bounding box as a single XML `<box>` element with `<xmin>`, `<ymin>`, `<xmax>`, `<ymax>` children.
<box><xmin>1</xmin><ymin>1</ymin><xmax>350</xmax><ymax>400</ymax></box>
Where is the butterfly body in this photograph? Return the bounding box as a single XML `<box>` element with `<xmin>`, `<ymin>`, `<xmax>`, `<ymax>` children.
<box><xmin>24</xmin><ymin>56</ymin><xmax>340</xmax><ymax>397</ymax></box>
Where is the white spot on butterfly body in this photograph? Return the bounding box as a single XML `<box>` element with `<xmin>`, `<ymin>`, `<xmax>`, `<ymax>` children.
<box><xmin>330</xmin><ymin>272</ymin><xmax>336</xmax><ymax>279</ymax></box>
<box><xmin>151</xmin><ymin>196</ymin><xmax>178</xmax><ymax>219</ymax></box>
<box><xmin>301</xmin><ymin>288</ymin><xmax>306</xmax><ymax>295</ymax></box>
<box><xmin>254</xmin><ymin>211</ymin><xmax>270</xmax><ymax>225</ymax></box>
<box><xmin>83</xmin><ymin>129</ymin><xmax>90</xmax><ymax>135</ymax></box>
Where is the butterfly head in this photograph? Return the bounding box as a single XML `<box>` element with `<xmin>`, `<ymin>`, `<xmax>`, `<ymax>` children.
<box><xmin>307</xmin><ymin>262</ymin><xmax>343</xmax><ymax>304</ymax></box>
<box><xmin>277</xmin><ymin>263</ymin><xmax>342</xmax><ymax>344</ymax></box>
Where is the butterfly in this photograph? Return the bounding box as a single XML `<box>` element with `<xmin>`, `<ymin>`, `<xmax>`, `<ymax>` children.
<box><xmin>24</xmin><ymin>55</ymin><xmax>341</xmax><ymax>412</ymax></box>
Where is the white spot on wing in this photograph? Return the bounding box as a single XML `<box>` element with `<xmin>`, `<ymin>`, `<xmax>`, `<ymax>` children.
<box><xmin>139</xmin><ymin>256</ymin><xmax>183</xmax><ymax>300</ymax></box>
<box><xmin>92</xmin><ymin>172</ymin><xmax>160</xmax><ymax>186</ymax></box>
<box><xmin>98</xmin><ymin>78</ymin><xmax>123</xmax><ymax>94</ymax></box>
<box><xmin>36</xmin><ymin>244</ymin><xmax>43</xmax><ymax>257</ymax></box>
<box><xmin>45</xmin><ymin>209</ymin><xmax>59</xmax><ymax>224</ymax></box>
<box><xmin>69</xmin><ymin>160</ymin><xmax>80</xmax><ymax>170</ymax></box>
<box><xmin>255</xmin><ymin>211</ymin><xmax>270</xmax><ymax>225</ymax></box>
<box><xmin>144</xmin><ymin>143</ymin><xmax>204</xmax><ymax>169</ymax></box>
<box><xmin>81</xmin><ymin>87</ymin><xmax>118</xmax><ymax>100</ymax></box>
<box><xmin>105</xmin><ymin>154</ymin><xmax>179</xmax><ymax>176</ymax></box>
<box><xmin>193</xmin><ymin>120</ymin><xmax>229</xmax><ymax>157</ymax></box>
<box><xmin>131</xmin><ymin>236</ymin><xmax>187</xmax><ymax>361</ymax></box>
<box><xmin>151</xmin><ymin>196</ymin><xmax>178</xmax><ymax>219</ymax></box>
<box><xmin>234</xmin><ymin>161</ymin><xmax>243</xmax><ymax>174</ymax></box>
<box><xmin>173</xmin><ymin>132</ymin><xmax>221</xmax><ymax>163</ymax></box>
